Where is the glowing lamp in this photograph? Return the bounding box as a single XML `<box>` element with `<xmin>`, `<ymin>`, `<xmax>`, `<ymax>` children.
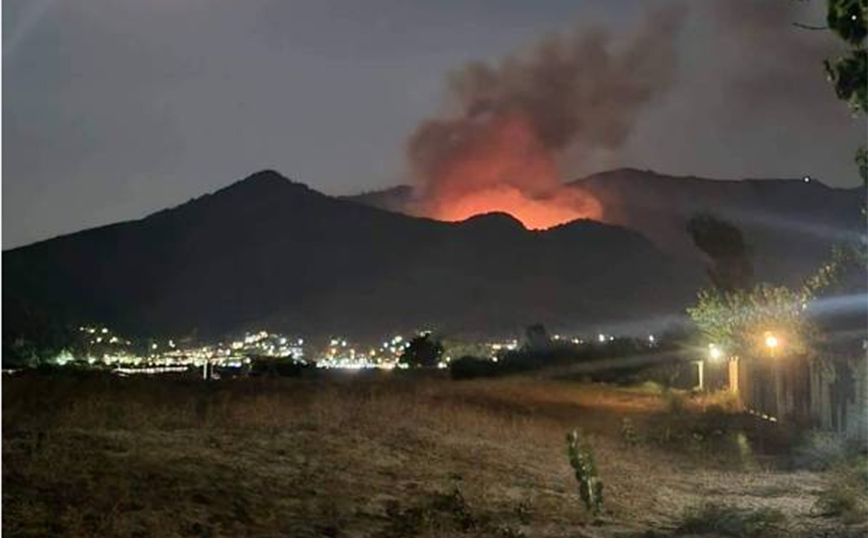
<box><xmin>764</xmin><ymin>334</ymin><xmax>779</xmax><ymax>349</ymax></box>
<box><xmin>708</xmin><ymin>344</ymin><xmax>723</xmax><ymax>361</ymax></box>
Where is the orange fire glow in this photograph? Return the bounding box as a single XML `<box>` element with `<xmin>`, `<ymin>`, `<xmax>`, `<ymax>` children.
<box><xmin>417</xmin><ymin>113</ymin><xmax>603</xmax><ymax>229</ymax></box>
<box><xmin>431</xmin><ymin>185</ymin><xmax>602</xmax><ymax>229</ymax></box>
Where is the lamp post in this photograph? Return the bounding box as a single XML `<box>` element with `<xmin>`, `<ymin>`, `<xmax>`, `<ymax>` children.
<box><xmin>764</xmin><ymin>332</ymin><xmax>783</xmax><ymax>419</ymax></box>
<box><xmin>764</xmin><ymin>332</ymin><xmax>779</xmax><ymax>359</ymax></box>
<box><xmin>696</xmin><ymin>344</ymin><xmax>722</xmax><ymax>391</ymax></box>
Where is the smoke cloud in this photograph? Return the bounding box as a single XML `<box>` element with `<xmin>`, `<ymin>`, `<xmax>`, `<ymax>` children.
<box><xmin>618</xmin><ymin>0</ymin><xmax>862</xmax><ymax>183</ymax></box>
<box><xmin>407</xmin><ymin>4</ymin><xmax>687</xmax><ymax>229</ymax></box>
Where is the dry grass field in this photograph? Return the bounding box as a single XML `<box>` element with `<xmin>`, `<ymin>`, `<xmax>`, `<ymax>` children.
<box><xmin>3</xmin><ymin>372</ymin><xmax>865</xmax><ymax>537</ymax></box>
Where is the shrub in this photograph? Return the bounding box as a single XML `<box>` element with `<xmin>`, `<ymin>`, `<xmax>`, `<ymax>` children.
<box><xmin>449</xmin><ymin>356</ymin><xmax>498</xmax><ymax>380</ymax></box>
<box><xmin>691</xmin><ymin>405</ymin><xmax>735</xmax><ymax>439</ymax></box>
<box><xmin>814</xmin><ymin>483</ymin><xmax>859</xmax><ymax>518</ymax></box>
<box><xmin>431</xmin><ymin>487</ymin><xmax>476</xmax><ymax>531</ymax></box>
<box><xmin>630</xmin><ymin>363</ymin><xmax>690</xmax><ymax>390</ymax></box>
<box><xmin>634</xmin><ymin>380</ymin><xmax>666</xmax><ymax>395</ymax></box>
<box><xmin>790</xmin><ymin>431</ymin><xmax>861</xmax><ymax>471</ymax></box>
<box><xmin>813</xmin><ymin>455</ymin><xmax>868</xmax><ymax>522</ymax></box>
<box><xmin>695</xmin><ymin>389</ymin><xmax>742</xmax><ymax>413</ymax></box>
<box><xmin>248</xmin><ymin>356</ymin><xmax>309</xmax><ymax>378</ymax></box>
<box><xmin>398</xmin><ymin>334</ymin><xmax>443</xmax><ymax>368</ymax></box>
<box><xmin>566</xmin><ymin>429</ymin><xmax>604</xmax><ymax>517</ymax></box>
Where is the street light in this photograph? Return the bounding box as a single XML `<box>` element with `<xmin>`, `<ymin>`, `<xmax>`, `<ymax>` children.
<box><xmin>708</xmin><ymin>343</ymin><xmax>723</xmax><ymax>362</ymax></box>
<box><xmin>764</xmin><ymin>332</ymin><xmax>780</xmax><ymax>358</ymax></box>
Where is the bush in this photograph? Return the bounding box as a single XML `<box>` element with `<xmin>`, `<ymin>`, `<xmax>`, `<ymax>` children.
<box><xmin>677</xmin><ymin>503</ymin><xmax>787</xmax><ymax>537</ymax></box>
<box><xmin>248</xmin><ymin>357</ymin><xmax>309</xmax><ymax>378</ymax></box>
<box><xmin>449</xmin><ymin>356</ymin><xmax>499</xmax><ymax>380</ymax></box>
<box><xmin>399</xmin><ymin>334</ymin><xmax>443</xmax><ymax>368</ymax></box>
<box><xmin>814</xmin><ymin>484</ymin><xmax>859</xmax><ymax>518</ymax></box>
<box><xmin>813</xmin><ymin>455</ymin><xmax>868</xmax><ymax>522</ymax></box>
<box><xmin>791</xmin><ymin>431</ymin><xmax>854</xmax><ymax>471</ymax></box>
<box><xmin>634</xmin><ymin>380</ymin><xmax>666</xmax><ymax>395</ymax></box>
<box><xmin>648</xmin><ymin>400</ymin><xmax>756</xmax><ymax>465</ymax></box>
<box><xmin>695</xmin><ymin>389</ymin><xmax>742</xmax><ymax>413</ymax></box>
<box><xmin>630</xmin><ymin>362</ymin><xmax>692</xmax><ymax>390</ymax></box>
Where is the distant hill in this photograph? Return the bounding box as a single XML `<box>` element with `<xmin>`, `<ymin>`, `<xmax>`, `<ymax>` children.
<box><xmin>346</xmin><ymin>168</ymin><xmax>866</xmax><ymax>285</ymax></box>
<box><xmin>4</xmin><ymin>170</ymin><xmax>699</xmax><ymax>345</ymax></box>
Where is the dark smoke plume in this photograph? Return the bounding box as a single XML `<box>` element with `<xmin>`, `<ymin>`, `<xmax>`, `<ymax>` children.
<box><xmin>407</xmin><ymin>4</ymin><xmax>687</xmax><ymax>228</ymax></box>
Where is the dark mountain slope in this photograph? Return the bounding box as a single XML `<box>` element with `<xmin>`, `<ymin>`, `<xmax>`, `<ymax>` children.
<box><xmin>4</xmin><ymin>171</ymin><xmax>697</xmax><ymax>343</ymax></box>
<box><xmin>347</xmin><ymin>169</ymin><xmax>865</xmax><ymax>286</ymax></box>
<box><xmin>573</xmin><ymin>169</ymin><xmax>865</xmax><ymax>283</ymax></box>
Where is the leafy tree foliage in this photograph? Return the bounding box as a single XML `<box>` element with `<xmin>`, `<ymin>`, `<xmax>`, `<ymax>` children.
<box><xmin>524</xmin><ymin>323</ymin><xmax>552</xmax><ymax>350</ymax></box>
<box><xmin>683</xmin><ymin>211</ymin><xmax>856</xmax><ymax>357</ymax></box>
<box><xmin>688</xmin><ymin>284</ymin><xmax>814</xmax><ymax>357</ymax></box>
<box><xmin>823</xmin><ymin>0</ymin><xmax>867</xmax><ymax>113</ymax></box>
<box><xmin>2</xmin><ymin>303</ymin><xmax>79</xmax><ymax>367</ymax></box>
<box><xmin>398</xmin><ymin>333</ymin><xmax>444</xmax><ymax>368</ymax></box>
<box><xmin>803</xmin><ymin>243</ymin><xmax>866</xmax><ymax>293</ymax></box>
<box><xmin>687</xmin><ymin>1</ymin><xmax>866</xmax><ymax>359</ymax></box>
<box><xmin>856</xmin><ymin>146</ymin><xmax>868</xmax><ymax>185</ymax></box>
<box><xmin>810</xmin><ymin>0</ymin><xmax>868</xmax><ymax>288</ymax></box>
<box><xmin>688</xmin><ymin>236</ymin><xmax>862</xmax><ymax>358</ymax></box>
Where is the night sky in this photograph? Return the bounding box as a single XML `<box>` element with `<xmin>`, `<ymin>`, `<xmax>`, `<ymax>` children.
<box><xmin>4</xmin><ymin>0</ymin><xmax>865</xmax><ymax>249</ymax></box>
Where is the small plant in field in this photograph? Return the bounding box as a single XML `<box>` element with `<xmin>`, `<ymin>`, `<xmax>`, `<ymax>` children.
<box><xmin>620</xmin><ymin>418</ymin><xmax>639</xmax><ymax>447</ymax></box>
<box><xmin>497</xmin><ymin>525</ymin><xmax>524</xmax><ymax>537</ymax></box>
<box><xmin>514</xmin><ymin>499</ymin><xmax>532</xmax><ymax>525</ymax></box>
<box><xmin>814</xmin><ymin>483</ymin><xmax>859</xmax><ymax>519</ymax></box>
<box><xmin>432</xmin><ymin>487</ymin><xmax>476</xmax><ymax>531</ymax></box>
<box><xmin>813</xmin><ymin>455</ymin><xmax>868</xmax><ymax>522</ymax></box>
<box><xmin>566</xmin><ymin>429</ymin><xmax>604</xmax><ymax>517</ymax></box>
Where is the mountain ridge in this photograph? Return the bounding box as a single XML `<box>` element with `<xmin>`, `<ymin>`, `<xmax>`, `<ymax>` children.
<box><xmin>346</xmin><ymin>168</ymin><xmax>865</xmax><ymax>285</ymax></box>
<box><xmin>5</xmin><ymin>169</ymin><xmax>697</xmax><ymax>345</ymax></box>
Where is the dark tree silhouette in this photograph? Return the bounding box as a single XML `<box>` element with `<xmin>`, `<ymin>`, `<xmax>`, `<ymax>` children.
<box><xmin>687</xmin><ymin>213</ymin><xmax>753</xmax><ymax>293</ymax></box>
<box><xmin>399</xmin><ymin>334</ymin><xmax>444</xmax><ymax>368</ymax></box>
<box><xmin>524</xmin><ymin>324</ymin><xmax>551</xmax><ymax>351</ymax></box>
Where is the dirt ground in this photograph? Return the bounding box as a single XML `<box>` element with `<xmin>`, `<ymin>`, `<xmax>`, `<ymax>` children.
<box><xmin>3</xmin><ymin>372</ymin><xmax>865</xmax><ymax>537</ymax></box>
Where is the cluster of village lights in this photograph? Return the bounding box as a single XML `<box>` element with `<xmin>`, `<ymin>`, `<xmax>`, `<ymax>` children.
<box><xmin>40</xmin><ymin>324</ymin><xmax>670</xmax><ymax>376</ymax></box>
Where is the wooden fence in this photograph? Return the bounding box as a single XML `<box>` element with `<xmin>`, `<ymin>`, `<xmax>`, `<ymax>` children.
<box><xmin>734</xmin><ymin>350</ymin><xmax>867</xmax><ymax>442</ymax></box>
